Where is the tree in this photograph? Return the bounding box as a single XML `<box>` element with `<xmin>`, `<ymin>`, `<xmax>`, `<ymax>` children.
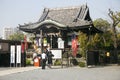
<box><xmin>78</xmin><ymin>31</ymin><xmax>88</xmax><ymax>57</ymax></box>
<box><xmin>108</xmin><ymin>9</ymin><xmax>120</xmax><ymax>62</ymax></box>
<box><xmin>78</xmin><ymin>18</ymin><xmax>111</xmax><ymax>58</ymax></box>
<box><xmin>93</xmin><ymin>18</ymin><xmax>110</xmax><ymax>32</ymax></box>
<box><xmin>8</xmin><ymin>33</ymin><xmax>24</xmax><ymax>41</ymax></box>
<box><xmin>93</xmin><ymin>18</ymin><xmax>112</xmax><ymax>50</ymax></box>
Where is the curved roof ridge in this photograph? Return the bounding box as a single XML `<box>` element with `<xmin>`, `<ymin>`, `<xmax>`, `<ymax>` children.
<box><xmin>48</xmin><ymin>4</ymin><xmax>86</xmax><ymax>11</ymax></box>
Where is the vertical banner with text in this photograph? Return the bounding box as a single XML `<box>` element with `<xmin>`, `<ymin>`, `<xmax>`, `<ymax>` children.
<box><xmin>16</xmin><ymin>45</ymin><xmax>21</xmax><ymax>64</ymax></box>
<box><xmin>10</xmin><ymin>45</ymin><xmax>15</xmax><ymax>64</ymax></box>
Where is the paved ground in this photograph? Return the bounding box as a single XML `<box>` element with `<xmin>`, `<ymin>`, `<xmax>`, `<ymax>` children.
<box><xmin>0</xmin><ymin>66</ymin><xmax>41</xmax><ymax>76</ymax></box>
<box><xmin>0</xmin><ymin>66</ymin><xmax>120</xmax><ymax>80</ymax></box>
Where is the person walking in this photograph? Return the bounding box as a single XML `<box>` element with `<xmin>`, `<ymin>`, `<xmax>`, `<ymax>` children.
<box><xmin>41</xmin><ymin>51</ymin><xmax>47</xmax><ymax>69</ymax></box>
<box><xmin>46</xmin><ymin>48</ymin><xmax>54</xmax><ymax>68</ymax></box>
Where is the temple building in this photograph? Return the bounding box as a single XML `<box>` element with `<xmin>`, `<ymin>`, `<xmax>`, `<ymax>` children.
<box><xmin>19</xmin><ymin>4</ymin><xmax>102</xmax><ymax>51</ymax></box>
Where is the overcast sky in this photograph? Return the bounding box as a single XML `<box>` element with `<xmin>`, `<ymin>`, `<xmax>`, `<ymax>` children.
<box><xmin>0</xmin><ymin>0</ymin><xmax>120</xmax><ymax>37</ymax></box>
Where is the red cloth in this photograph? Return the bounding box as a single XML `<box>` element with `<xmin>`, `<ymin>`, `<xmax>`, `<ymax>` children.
<box><xmin>24</xmin><ymin>35</ymin><xmax>28</xmax><ymax>50</ymax></box>
<box><xmin>21</xmin><ymin>35</ymin><xmax>28</xmax><ymax>53</ymax></box>
<box><xmin>21</xmin><ymin>42</ymin><xmax>25</xmax><ymax>53</ymax></box>
<box><xmin>72</xmin><ymin>38</ymin><xmax>78</xmax><ymax>57</ymax></box>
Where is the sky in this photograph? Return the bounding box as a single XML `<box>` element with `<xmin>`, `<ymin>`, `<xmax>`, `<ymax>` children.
<box><xmin>0</xmin><ymin>0</ymin><xmax>120</xmax><ymax>37</ymax></box>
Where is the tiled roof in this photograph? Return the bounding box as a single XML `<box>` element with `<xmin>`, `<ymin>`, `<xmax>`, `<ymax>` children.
<box><xmin>19</xmin><ymin>4</ymin><xmax>102</xmax><ymax>33</ymax></box>
<box><xmin>39</xmin><ymin>4</ymin><xmax>92</xmax><ymax>27</ymax></box>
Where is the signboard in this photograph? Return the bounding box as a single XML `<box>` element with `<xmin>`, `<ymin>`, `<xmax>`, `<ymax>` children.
<box><xmin>39</xmin><ymin>38</ymin><xmax>41</xmax><ymax>46</ymax></box>
<box><xmin>16</xmin><ymin>45</ymin><xmax>21</xmax><ymax>63</ymax></box>
<box><xmin>0</xmin><ymin>43</ymin><xmax>9</xmax><ymax>53</ymax></box>
<box><xmin>51</xmin><ymin>49</ymin><xmax>62</xmax><ymax>59</ymax></box>
<box><xmin>58</xmin><ymin>38</ymin><xmax>64</xmax><ymax>49</ymax></box>
<box><xmin>58</xmin><ymin>41</ymin><xmax>64</xmax><ymax>49</ymax></box>
<box><xmin>10</xmin><ymin>45</ymin><xmax>15</xmax><ymax>63</ymax></box>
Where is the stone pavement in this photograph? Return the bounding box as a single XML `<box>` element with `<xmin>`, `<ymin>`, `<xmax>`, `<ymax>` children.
<box><xmin>0</xmin><ymin>65</ymin><xmax>120</xmax><ymax>80</ymax></box>
<box><xmin>0</xmin><ymin>66</ymin><xmax>41</xmax><ymax>76</ymax></box>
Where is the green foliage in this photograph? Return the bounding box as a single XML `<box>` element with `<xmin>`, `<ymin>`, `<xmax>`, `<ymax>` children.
<box><xmin>93</xmin><ymin>18</ymin><xmax>115</xmax><ymax>50</ymax></box>
<box><xmin>93</xmin><ymin>31</ymin><xmax>113</xmax><ymax>50</ymax></box>
<box><xmin>77</xmin><ymin>17</ymin><xmax>119</xmax><ymax>58</ymax></box>
<box><xmin>103</xmin><ymin>31</ymin><xmax>113</xmax><ymax>47</ymax></box>
<box><xmin>71</xmin><ymin>58</ymin><xmax>78</xmax><ymax>65</ymax></box>
<box><xmin>118</xmin><ymin>54</ymin><xmax>120</xmax><ymax>59</ymax></box>
<box><xmin>54</xmin><ymin>60</ymin><xmax>61</xmax><ymax>66</ymax></box>
<box><xmin>29</xmin><ymin>37</ymin><xmax>34</xmax><ymax>42</ymax></box>
<box><xmin>78</xmin><ymin>32</ymin><xmax>88</xmax><ymax>57</ymax></box>
<box><xmin>90</xmin><ymin>34</ymin><xmax>100</xmax><ymax>48</ymax></box>
<box><xmin>8</xmin><ymin>33</ymin><xmax>24</xmax><ymax>41</ymax></box>
<box><xmin>78</xmin><ymin>32</ymin><xmax>101</xmax><ymax>57</ymax></box>
<box><xmin>78</xmin><ymin>62</ymin><xmax>85</xmax><ymax>67</ymax></box>
<box><xmin>118</xmin><ymin>34</ymin><xmax>120</xmax><ymax>39</ymax></box>
<box><xmin>78</xmin><ymin>17</ymin><xmax>115</xmax><ymax>57</ymax></box>
<box><xmin>93</xmin><ymin>18</ymin><xmax>110</xmax><ymax>32</ymax></box>
<box><xmin>118</xmin><ymin>23</ymin><xmax>120</xmax><ymax>28</ymax></box>
<box><xmin>26</xmin><ymin>59</ymin><xmax>31</xmax><ymax>65</ymax></box>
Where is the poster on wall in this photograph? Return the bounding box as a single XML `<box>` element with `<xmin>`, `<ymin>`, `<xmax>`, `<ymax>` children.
<box><xmin>58</xmin><ymin>40</ymin><xmax>64</xmax><ymax>49</ymax></box>
<box><xmin>58</xmin><ymin>38</ymin><xmax>64</xmax><ymax>49</ymax></box>
<box><xmin>51</xmin><ymin>49</ymin><xmax>62</xmax><ymax>59</ymax></box>
<box><xmin>10</xmin><ymin>45</ymin><xmax>15</xmax><ymax>63</ymax></box>
<box><xmin>16</xmin><ymin>45</ymin><xmax>21</xmax><ymax>63</ymax></box>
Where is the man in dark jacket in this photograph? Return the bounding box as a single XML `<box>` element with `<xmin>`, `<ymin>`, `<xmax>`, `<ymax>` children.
<box><xmin>46</xmin><ymin>49</ymin><xmax>54</xmax><ymax>68</ymax></box>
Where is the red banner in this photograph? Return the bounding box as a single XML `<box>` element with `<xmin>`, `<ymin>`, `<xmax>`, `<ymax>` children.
<box><xmin>21</xmin><ymin>42</ymin><xmax>25</xmax><ymax>53</ymax></box>
<box><xmin>72</xmin><ymin>38</ymin><xmax>78</xmax><ymax>57</ymax></box>
<box><xmin>21</xmin><ymin>35</ymin><xmax>28</xmax><ymax>53</ymax></box>
<box><xmin>24</xmin><ymin>35</ymin><xmax>28</xmax><ymax>50</ymax></box>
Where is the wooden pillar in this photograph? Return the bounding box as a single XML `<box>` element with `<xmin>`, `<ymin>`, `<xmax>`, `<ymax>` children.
<box><xmin>40</xmin><ymin>30</ymin><xmax>43</xmax><ymax>53</ymax></box>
